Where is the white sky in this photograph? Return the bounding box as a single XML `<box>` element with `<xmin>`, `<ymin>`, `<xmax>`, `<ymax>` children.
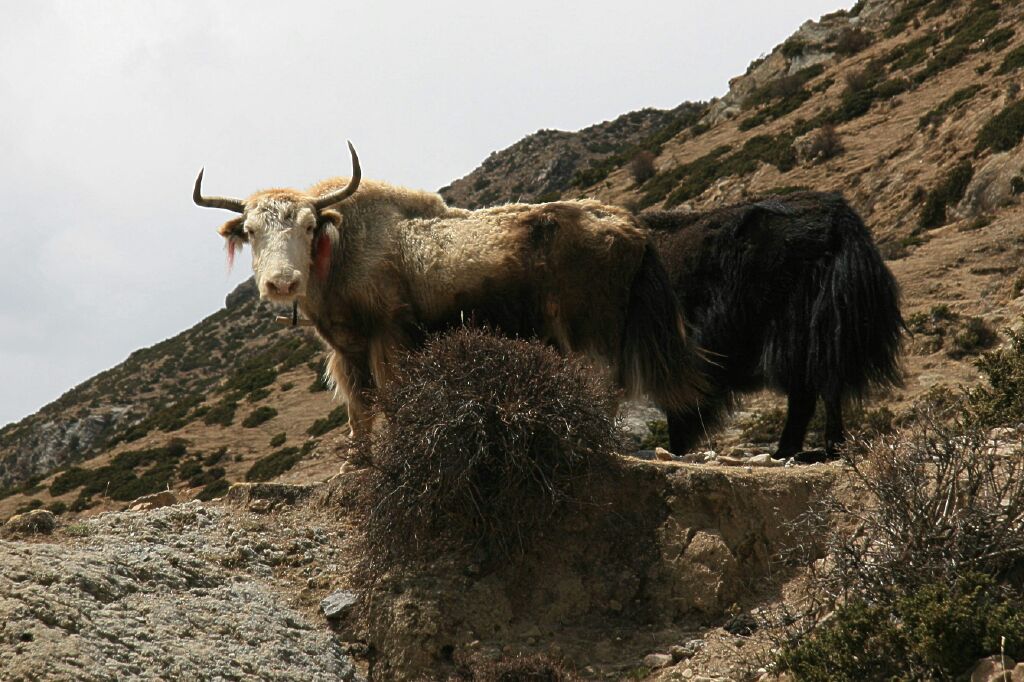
<box><xmin>0</xmin><ymin>0</ymin><xmax>849</xmax><ymax>427</ymax></box>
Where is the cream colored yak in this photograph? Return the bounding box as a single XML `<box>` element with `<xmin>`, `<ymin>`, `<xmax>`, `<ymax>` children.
<box><xmin>194</xmin><ymin>144</ymin><xmax>704</xmax><ymax>436</ymax></box>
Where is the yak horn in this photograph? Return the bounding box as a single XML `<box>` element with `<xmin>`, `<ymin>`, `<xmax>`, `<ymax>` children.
<box><xmin>313</xmin><ymin>141</ymin><xmax>361</xmax><ymax>209</ymax></box>
<box><xmin>193</xmin><ymin>168</ymin><xmax>246</xmax><ymax>213</ymax></box>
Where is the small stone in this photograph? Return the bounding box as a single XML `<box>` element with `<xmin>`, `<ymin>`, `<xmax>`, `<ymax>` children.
<box><xmin>670</xmin><ymin>642</ymin><xmax>699</xmax><ymax>662</ymax></box>
<box><xmin>681</xmin><ymin>669</ymin><xmax>694</xmax><ymax>679</ymax></box>
<box><xmin>747</xmin><ymin>453</ymin><xmax>785</xmax><ymax>467</ymax></box>
<box><xmin>320</xmin><ymin>590</ymin><xmax>359</xmax><ymax>620</ymax></box>
<box><xmin>679</xmin><ymin>452</ymin><xmax>707</xmax><ymax>463</ymax></box>
<box><xmin>129</xmin><ymin>490</ymin><xmax>179</xmax><ymax>512</ymax></box>
<box><xmin>654</xmin><ymin>447</ymin><xmax>675</xmax><ymax>461</ymax></box>
<box><xmin>2</xmin><ymin>510</ymin><xmax>57</xmax><ymax>537</ymax></box>
<box><xmin>643</xmin><ymin>653</ymin><xmax>673</xmax><ymax>669</ymax></box>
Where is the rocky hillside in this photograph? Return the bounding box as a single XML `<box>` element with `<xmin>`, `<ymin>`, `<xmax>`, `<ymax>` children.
<box><xmin>4</xmin><ymin>0</ymin><xmax>1024</xmax><ymax>520</ymax></box>
<box><xmin>439</xmin><ymin>102</ymin><xmax>707</xmax><ymax>208</ymax></box>
<box><xmin>5</xmin><ymin>1</ymin><xmax>1024</xmax><ymax>679</ymax></box>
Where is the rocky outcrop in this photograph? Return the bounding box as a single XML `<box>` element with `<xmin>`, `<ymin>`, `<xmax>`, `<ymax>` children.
<box><xmin>704</xmin><ymin>0</ymin><xmax>897</xmax><ymax>126</ymax></box>
<box><xmin>956</xmin><ymin>146</ymin><xmax>1024</xmax><ymax>219</ymax></box>
<box><xmin>353</xmin><ymin>461</ymin><xmax>835</xmax><ymax>680</ymax></box>
<box><xmin>0</xmin><ymin>502</ymin><xmax>357</xmax><ymax>681</ymax></box>
<box><xmin>0</xmin><ymin>408</ymin><xmax>129</xmax><ymax>489</ymax></box>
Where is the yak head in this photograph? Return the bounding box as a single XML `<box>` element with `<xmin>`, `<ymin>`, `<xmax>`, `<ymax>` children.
<box><xmin>193</xmin><ymin>142</ymin><xmax>360</xmax><ymax>304</ymax></box>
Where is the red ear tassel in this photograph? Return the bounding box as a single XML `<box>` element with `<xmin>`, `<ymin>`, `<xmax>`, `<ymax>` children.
<box><xmin>226</xmin><ymin>239</ymin><xmax>241</xmax><ymax>272</ymax></box>
<box><xmin>314</xmin><ymin>232</ymin><xmax>332</xmax><ymax>281</ymax></box>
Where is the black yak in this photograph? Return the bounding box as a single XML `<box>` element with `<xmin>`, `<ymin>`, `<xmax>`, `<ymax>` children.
<box><xmin>192</xmin><ymin>143</ymin><xmax>706</xmax><ymax>436</ymax></box>
<box><xmin>642</xmin><ymin>192</ymin><xmax>904</xmax><ymax>460</ymax></box>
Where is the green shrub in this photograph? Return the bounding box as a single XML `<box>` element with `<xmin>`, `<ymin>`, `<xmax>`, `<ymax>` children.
<box><xmin>968</xmin><ymin>324</ymin><xmax>1024</xmax><ymax>426</ymax></box>
<box><xmin>883</xmin><ymin>0</ymin><xmax>936</xmax><ymax>38</ymax></box>
<box><xmin>269</xmin><ymin>432</ymin><xmax>287</xmax><ymax>447</ymax></box>
<box><xmin>50</xmin><ymin>467</ymin><xmax>93</xmax><ymax>497</ymax></box>
<box><xmin>999</xmin><ymin>44</ymin><xmax>1024</xmax><ymax>74</ymax></box>
<box><xmin>177</xmin><ymin>458</ymin><xmax>203</xmax><ymax>481</ymax></box>
<box><xmin>884</xmin><ymin>34</ymin><xmax>938</xmax><ymax>72</ymax></box>
<box><xmin>918</xmin><ymin>84</ymin><xmax>983</xmax><ymax>128</ymax></box>
<box><xmin>872</xmin><ymin>77</ymin><xmax>911</xmax><ymax>99</ymax></box>
<box><xmin>984</xmin><ymin>27</ymin><xmax>1015</xmax><ymax>53</ymax></box>
<box><xmin>187</xmin><ymin>466</ymin><xmax>225</xmax><ymax>489</ymax></box>
<box><xmin>203</xmin><ymin>398</ymin><xmax>237</xmax><ymax>427</ymax></box>
<box><xmin>306</xmin><ymin>405</ymin><xmax>349</xmax><ymax>437</ymax></box>
<box><xmin>569</xmin><ymin>104</ymin><xmax>708</xmax><ymax>188</ymax></box>
<box><xmin>203</xmin><ymin>447</ymin><xmax>227</xmax><ymax>467</ymax></box>
<box><xmin>918</xmin><ymin>159</ymin><xmax>974</xmax><ymax>229</ymax></box>
<box><xmin>778</xmin><ymin>575</ymin><xmax>1024</xmax><ymax>681</ymax></box>
<box><xmin>738</xmin><ymin>65</ymin><xmax>822</xmax><ymax>128</ymax></box>
<box><xmin>69</xmin><ymin>495</ymin><xmax>95</xmax><ymax>513</ymax></box>
<box><xmin>641</xmin><ymin>134</ymin><xmax>796</xmax><ymax>209</ymax></box>
<box><xmin>196</xmin><ymin>478</ymin><xmax>229</xmax><ymax>501</ymax></box>
<box><xmin>361</xmin><ymin>328</ymin><xmax>623</xmax><ymax>564</ymax></box>
<box><xmin>780</xmin><ymin>37</ymin><xmax>807</xmax><ymax>58</ymax></box>
<box><xmin>49</xmin><ymin>440</ymin><xmax>187</xmax><ymax>501</ymax></box>
<box><xmin>975</xmin><ymin>99</ymin><xmax>1024</xmax><ymax>154</ymax></box>
<box><xmin>948</xmin><ymin>316</ymin><xmax>998</xmax><ymax>359</ymax></box>
<box><xmin>246</xmin><ymin>388</ymin><xmax>271</xmax><ymax>402</ymax></box>
<box><xmin>45</xmin><ymin>501</ymin><xmax>68</xmax><ymax>515</ymax></box>
<box><xmin>915</xmin><ymin>4</ymin><xmax>1000</xmax><ymax>80</ymax></box>
<box><xmin>832</xmin><ymin>27</ymin><xmax>871</xmax><ymax>56</ymax></box>
<box><xmin>241</xmin><ymin>406</ymin><xmax>278</xmax><ymax>428</ymax></box>
<box><xmin>245</xmin><ymin>447</ymin><xmax>302</xmax><ymax>482</ymax></box>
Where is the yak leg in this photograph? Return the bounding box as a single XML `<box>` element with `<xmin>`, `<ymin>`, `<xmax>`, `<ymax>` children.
<box><xmin>325</xmin><ymin>348</ymin><xmax>375</xmax><ymax>438</ymax></box>
<box><xmin>666</xmin><ymin>393</ymin><xmax>730</xmax><ymax>455</ymax></box>
<box><xmin>823</xmin><ymin>391</ymin><xmax>846</xmax><ymax>459</ymax></box>
<box><xmin>667</xmin><ymin>411</ymin><xmax>703</xmax><ymax>455</ymax></box>
<box><xmin>776</xmin><ymin>388</ymin><xmax>817</xmax><ymax>459</ymax></box>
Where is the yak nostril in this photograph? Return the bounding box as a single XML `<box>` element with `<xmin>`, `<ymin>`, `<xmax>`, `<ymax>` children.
<box><xmin>267</xmin><ymin>278</ymin><xmax>300</xmax><ymax>296</ymax></box>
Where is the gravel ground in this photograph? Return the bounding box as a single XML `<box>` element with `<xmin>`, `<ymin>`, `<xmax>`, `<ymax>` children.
<box><xmin>0</xmin><ymin>502</ymin><xmax>357</xmax><ymax>681</ymax></box>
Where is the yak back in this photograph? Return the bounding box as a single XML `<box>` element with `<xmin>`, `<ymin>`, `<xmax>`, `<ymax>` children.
<box><xmin>409</xmin><ymin>200</ymin><xmax>650</xmax><ymax>360</ymax></box>
<box><xmin>643</xmin><ymin>191</ymin><xmax>903</xmax><ymax>397</ymax></box>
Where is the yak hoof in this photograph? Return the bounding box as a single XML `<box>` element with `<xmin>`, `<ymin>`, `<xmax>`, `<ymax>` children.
<box><xmin>791</xmin><ymin>449</ymin><xmax>839</xmax><ymax>464</ymax></box>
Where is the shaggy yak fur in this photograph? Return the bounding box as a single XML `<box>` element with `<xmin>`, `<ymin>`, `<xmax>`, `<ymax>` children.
<box><xmin>194</xmin><ymin>149</ymin><xmax>705</xmax><ymax>436</ymax></box>
<box><xmin>642</xmin><ymin>192</ymin><xmax>904</xmax><ymax>459</ymax></box>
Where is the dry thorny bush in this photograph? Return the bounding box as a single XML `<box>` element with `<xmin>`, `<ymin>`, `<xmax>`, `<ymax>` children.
<box><xmin>764</xmin><ymin>396</ymin><xmax>1024</xmax><ymax>676</ymax></box>
<box><xmin>357</xmin><ymin>327</ymin><xmax>625</xmax><ymax>571</ymax></box>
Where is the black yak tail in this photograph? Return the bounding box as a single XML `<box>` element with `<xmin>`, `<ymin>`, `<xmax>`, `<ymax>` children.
<box><xmin>767</xmin><ymin>198</ymin><xmax>904</xmax><ymax>400</ymax></box>
<box><xmin>620</xmin><ymin>241</ymin><xmax>707</xmax><ymax>412</ymax></box>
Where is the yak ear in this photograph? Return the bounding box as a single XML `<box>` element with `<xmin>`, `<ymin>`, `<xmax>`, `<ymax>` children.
<box><xmin>217</xmin><ymin>216</ymin><xmax>247</xmax><ymax>241</ymax></box>
<box><xmin>217</xmin><ymin>216</ymin><xmax>247</xmax><ymax>272</ymax></box>
<box><xmin>318</xmin><ymin>209</ymin><xmax>341</xmax><ymax>230</ymax></box>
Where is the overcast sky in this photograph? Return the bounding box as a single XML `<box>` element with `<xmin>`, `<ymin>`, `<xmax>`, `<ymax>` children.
<box><xmin>0</xmin><ymin>0</ymin><xmax>849</xmax><ymax>427</ymax></box>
